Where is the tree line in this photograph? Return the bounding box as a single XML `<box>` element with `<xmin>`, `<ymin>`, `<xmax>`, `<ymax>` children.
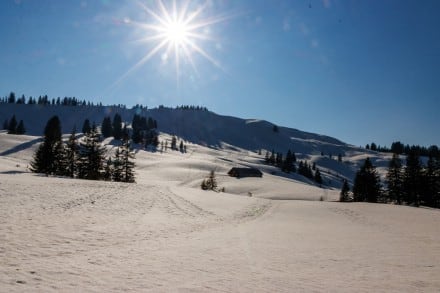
<box><xmin>30</xmin><ymin>116</ymin><xmax>135</xmax><ymax>183</ymax></box>
<box><xmin>3</xmin><ymin>114</ymin><xmax>26</xmax><ymax>134</ymax></box>
<box><xmin>365</xmin><ymin>141</ymin><xmax>439</xmax><ymax>157</ymax></box>
<box><xmin>341</xmin><ymin>148</ymin><xmax>440</xmax><ymax>208</ymax></box>
<box><xmin>264</xmin><ymin>149</ymin><xmax>323</xmax><ymax>186</ymax></box>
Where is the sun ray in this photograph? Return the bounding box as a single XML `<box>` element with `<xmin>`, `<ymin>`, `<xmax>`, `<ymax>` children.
<box><xmin>112</xmin><ymin>0</ymin><xmax>233</xmax><ymax>87</ymax></box>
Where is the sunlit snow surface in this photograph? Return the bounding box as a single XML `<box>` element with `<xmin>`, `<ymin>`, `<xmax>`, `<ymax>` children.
<box><xmin>1</xmin><ymin>132</ymin><xmax>439</xmax><ymax>292</ymax></box>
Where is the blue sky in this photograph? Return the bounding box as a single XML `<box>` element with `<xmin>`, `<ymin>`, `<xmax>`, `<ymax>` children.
<box><xmin>1</xmin><ymin>0</ymin><xmax>439</xmax><ymax>147</ymax></box>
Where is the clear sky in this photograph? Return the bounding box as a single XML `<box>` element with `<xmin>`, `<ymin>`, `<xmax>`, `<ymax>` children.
<box><xmin>1</xmin><ymin>0</ymin><xmax>439</xmax><ymax>147</ymax></box>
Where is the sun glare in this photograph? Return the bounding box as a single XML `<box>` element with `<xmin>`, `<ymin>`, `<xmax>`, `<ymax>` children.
<box><xmin>114</xmin><ymin>0</ymin><xmax>231</xmax><ymax>86</ymax></box>
<box><xmin>165</xmin><ymin>21</ymin><xmax>189</xmax><ymax>44</ymax></box>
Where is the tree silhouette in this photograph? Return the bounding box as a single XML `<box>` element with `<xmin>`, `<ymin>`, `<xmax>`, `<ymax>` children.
<box><xmin>340</xmin><ymin>179</ymin><xmax>350</xmax><ymax>202</ymax></box>
<box><xmin>30</xmin><ymin>116</ymin><xmax>62</xmax><ymax>175</ymax></box>
<box><xmin>386</xmin><ymin>153</ymin><xmax>403</xmax><ymax>204</ymax></box>
<box><xmin>353</xmin><ymin>158</ymin><xmax>381</xmax><ymax>202</ymax></box>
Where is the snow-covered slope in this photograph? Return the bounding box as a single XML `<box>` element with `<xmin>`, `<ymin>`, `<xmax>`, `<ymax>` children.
<box><xmin>1</xmin><ymin>132</ymin><xmax>439</xmax><ymax>292</ymax></box>
<box><xmin>1</xmin><ymin>103</ymin><xmax>357</xmax><ymax>155</ymax></box>
<box><xmin>0</xmin><ymin>103</ymin><xmax>392</xmax><ymax>189</ymax></box>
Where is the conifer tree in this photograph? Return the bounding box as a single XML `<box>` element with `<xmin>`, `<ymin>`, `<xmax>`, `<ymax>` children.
<box><xmin>340</xmin><ymin>179</ymin><xmax>350</xmax><ymax>202</ymax></box>
<box><xmin>282</xmin><ymin>150</ymin><xmax>294</xmax><ymax>173</ymax></box>
<box><xmin>120</xmin><ymin>138</ymin><xmax>136</xmax><ymax>183</ymax></box>
<box><xmin>179</xmin><ymin>140</ymin><xmax>184</xmax><ymax>153</ymax></box>
<box><xmin>16</xmin><ymin>120</ymin><xmax>25</xmax><ymax>134</ymax></box>
<box><xmin>171</xmin><ymin>136</ymin><xmax>177</xmax><ymax>150</ymax></box>
<box><xmin>314</xmin><ymin>168</ymin><xmax>323</xmax><ymax>186</ymax></box>
<box><xmin>352</xmin><ymin>157</ymin><xmax>381</xmax><ymax>202</ymax></box>
<box><xmin>30</xmin><ymin>116</ymin><xmax>63</xmax><ymax>175</ymax></box>
<box><xmin>3</xmin><ymin>119</ymin><xmax>8</xmax><ymax>130</ymax></box>
<box><xmin>77</xmin><ymin>129</ymin><xmax>106</xmax><ymax>180</ymax></box>
<box><xmin>7</xmin><ymin>115</ymin><xmax>17</xmax><ymax>134</ymax></box>
<box><xmin>403</xmin><ymin>147</ymin><xmax>422</xmax><ymax>206</ymax></box>
<box><xmin>101</xmin><ymin>116</ymin><xmax>113</xmax><ymax>138</ymax></box>
<box><xmin>64</xmin><ymin>127</ymin><xmax>79</xmax><ymax>178</ymax></box>
<box><xmin>82</xmin><ymin>119</ymin><xmax>91</xmax><ymax>134</ymax></box>
<box><xmin>112</xmin><ymin>148</ymin><xmax>123</xmax><ymax>182</ymax></box>
<box><xmin>421</xmin><ymin>155</ymin><xmax>438</xmax><ymax>207</ymax></box>
<box><xmin>103</xmin><ymin>157</ymin><xmax>113</xmax><ymax>181</ymax></box>
<box><xmin>201</xmin><ymin>170</ymin><xmax>217</xmax><ymax>190</ymax></box>
<box><xmin>112</xmin><ymin>113</ymin><xmax>123</xmax><ymax>140</ymax></box>
<box><xmin>386</xmin><ymin>153</ymin><xmax>403</xmax><ymax>204</ymax></box>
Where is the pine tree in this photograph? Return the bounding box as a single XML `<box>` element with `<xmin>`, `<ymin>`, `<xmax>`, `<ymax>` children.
<box><xmin>3</xmin><ymin>119</ymin><xmax>8</xmax><ymax>130</ymax></box>
<box><xmin>82</xmin><ymin>119</ymin><xmax>91</xmax><ymax>134</ymax></box>
<box><xmin>77</xmin><ymin>129</ymin><xmax>106</xmax><ymax>180</ymax></box>
<box><xmin>101</xmin><ymin>116</ymin><xmax>113</xmax><ymax>138</ymax></box>
<box><xmin>120</xmin><ymin>138</ymin><xmax>136</xmax><ymax>183</ymax></box>
<box><xmin>112</xmin><ymin>113</ymin><xmax>123</xmax><ymax>140</ymax></box>
<box><xmin>403</xmin><ymin>147</ymin><xmax>422</xmax><ymax>206</ymax></box>
<box><xmin>16</xmin><ymin>120</ymin><xmax>26</xmax><ymax>134</ymax></box>
<box><xmin>30</xmin><ymin>116</ymin><xmax>63</xmax><ymax>175</ymax></box>
<box><xmin>103</xmin><ymin>157</ymin><xmax>113</xmax><ymax>181</ymax></box>
<box><xmin>112</xmin><ymin>148</ymin><xmax>123</xmax><ymax>182</ymax></box>
<box><xmin>386</xmin><ymin>153</ymin><xmax>403</xmax><ymax>204</ymax></box>
<box><xmin>179</xmin><ymin>140</ymin><xmax>184</xmax><ymax>153</ymax></box>
<box><xmin>201</xmin><ymin>170</ymin><xmax>217</xmax><ymax>191</ymax></box>
<box><xmin>282</xmin><ymin>150</ymin><xmax>294</xmax><ymax>173</ymax></box>
<box><xmin>340</xmin><ymin>179</ymin><xmax>350</xmax><ymax>202</ymax></box>
<box><xmin>352</xmin><ymin>157</ymin><xmax>381</xmax><ymax>202</ymax></box>
<box><xmin>7</xmin><ymin>115</ymin><xmax>17</xmax><ymax>134</ymax></box>
<box><xmin>314</xmin><ymin>168</ymin><xmax>323</xmax><ymax>186</ymax></box>
<box><xmin>64</xmin><ymin>127</ymin><xmax>79</xmax><ymax>178</ymax></box>
<box><xmin>131</xmin><ymin>114</ymin><xmax>143</xmax><ymax>144</ymax></box>
<box><xmin>171</xmin><ymin>136</ymin><xmax>177</xmax><ymax>150</ymax></box>
<box><xmin>420</xmin><ymin>155</ymin><xmax>437</xmax><ymax>207</ymax></box>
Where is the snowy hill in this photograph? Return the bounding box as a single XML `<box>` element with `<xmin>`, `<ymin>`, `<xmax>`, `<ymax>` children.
<box><xmin>1</xmin><ymin>104</ymin><xmax>439</xmax><ymax>292</ymax></box>
<box><xmin>0</xmin><ymin>103</ymin><xmax>390</xmax><ymax>189</ymax></box>
<box><xmin>1</xmin><ymin>103</ymin><xmax>360</xmax><ymax>154</ymax></box>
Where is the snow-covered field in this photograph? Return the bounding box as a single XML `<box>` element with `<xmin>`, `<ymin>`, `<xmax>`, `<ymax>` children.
<box><xmin>1</xmin><ymin>133</ymin><xmax>439</xmax><ymax>292</ymax></box>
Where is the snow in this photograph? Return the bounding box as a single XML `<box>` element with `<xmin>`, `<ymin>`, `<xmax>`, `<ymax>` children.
<box><xmin>1</xmin><ymin>131</ymin><xmax>439</xmax><ymax>292</ymax></box>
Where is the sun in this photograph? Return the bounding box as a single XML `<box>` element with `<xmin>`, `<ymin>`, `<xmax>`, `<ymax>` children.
<box><xmin>164</xmin><ymin>20</ymin><xmax>189</xmax><ymax>45</ymax></box>
<box><xmin>115</xmin><ymin>0</ymin><xmax>230</xmax><ymax>86</ymax></box>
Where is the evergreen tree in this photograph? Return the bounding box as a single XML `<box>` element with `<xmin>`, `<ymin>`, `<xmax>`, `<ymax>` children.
<box><xmin>82</xmin><ymin>119</ymin><xmax>91</xmax><ymax>134</ymax></box>
<box><xmin>282</xmin><ymin>150</ymin><xmax>295</xmax><ymax>173</ymax></box>
<box><xmin>7</xmin><ymin>115</ymin><xmax>17</xmax><ymax>134</ymax></box>
<box><xmin>3</xmin><ymin>119</ymin><xmax>8</xmax><ymax>130</ymax></box>
<box><xmin>131</xmin><ymin>114</ymin><xmax>143</xmax><ymax>144</ymax></box>
<box><xmin>112</xmin><ymin>148</ymin><xmax>123</xmax><ymax>182</ymax></box>
<box><xmin>386</xmin><ymin>153</ymin><xmax>403</xmax><ymax>204</ymax></box>
<box><xmin>352</xmin><ymin>157</ymin><xmax>381</xmax><ymax>202</ymax></box>
<box><xmin>340</xmin><ymin>179</ymin><xmax>350</xmax><ymax>202</ymax></box>
<box><xmin>420</xmin><ymin>155</ymin><xmax>437</xmax><ymax>207</ymax></box>
<box><xmin>179</xmin><ymin>140</ymin><xmax>184</xmax><ymax>153</ymax></box>
<box><xmin>403</xmin><ymin>147</ymin><xmax>422</xmax><ymax>206</ymax></box>
<box><xmin>64</xmin><ymin>127</ymin><xmax>79</xmax><ymax>178</ymax></box>
<box><xmin>16</xmin><ymin>120</ymin><xmax>26</xmax><ymax>134</ymax></box>
<box><xmin>112</xmin><ymin>113</ymin><xmax>123</xmax><ymax>140</ymax></box>
<box><xmin>30</xmin><ymin>116</ymin><xmax>63</xmax><ymax>175</ymax></box>
<box><xmin>171</xmin><ymin>136</ymin><xmax>177</xmax><ymax>150</ymax></box>
<box><xmin>77</xmin><ymin>129</ymin><xmax>106</xmax><ymax>180</ymax></box>
<box><xmin>8</xmin><ymin>92</ymin><xmax>15</xmax><ymax>103</ymax></box>
<box><xmin>103</xmin><ymin>157</ymin><xmax>113</xmax><ymax>181</ymax></box>
<box><xmin>101</xmin><ymin>116</ymin><xmax>113</xmax><ymax>138</ymax></box>
<box><xmin>314</xmin><ymin>168</ymin><xmax>323</xmax><ymax>186</ymax></box>
<box><xmin>201</xmin><ymin>170</ymin><xmax>217</xmax><ymax>190</ymax></box>
<box><xmin>120</xmin><ymin>138</ymin><xmax>136</xmax><ymax>183</ymax></box>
